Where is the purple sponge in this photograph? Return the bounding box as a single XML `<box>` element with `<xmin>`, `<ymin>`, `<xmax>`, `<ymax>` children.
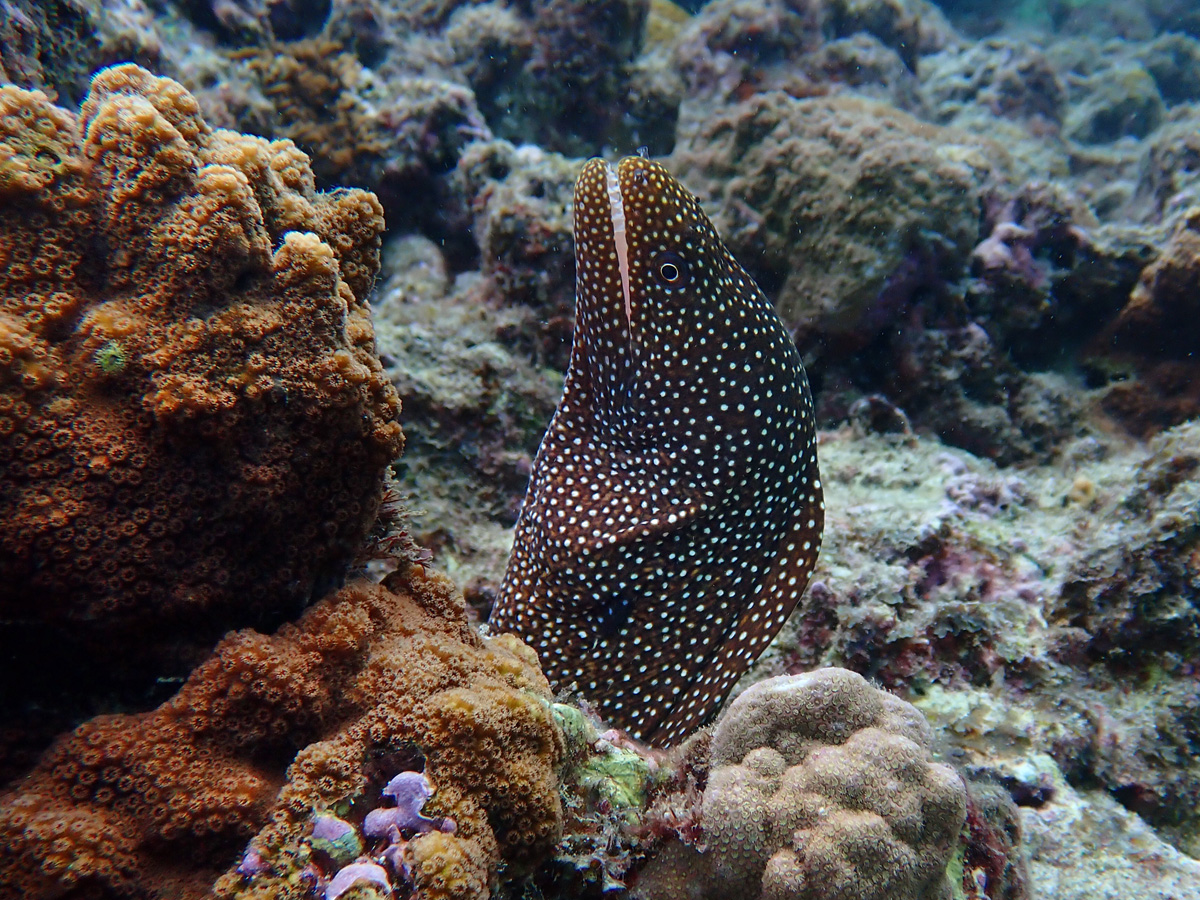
<box><xmin>363</xmin><ymin>771</ymin><xmax>456</xmax><ymax>838</ymax></box>
<box><xmin>325</xmin><ymin>860</ymin><xmax>390</xmax><ymax>900</ymax></box>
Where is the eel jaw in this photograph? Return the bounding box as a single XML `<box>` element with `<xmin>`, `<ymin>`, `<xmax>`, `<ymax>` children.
<box><xmin>604</xmin><ymin>162</ymin><xmax>633</xmax><ymax>329</ymax></box>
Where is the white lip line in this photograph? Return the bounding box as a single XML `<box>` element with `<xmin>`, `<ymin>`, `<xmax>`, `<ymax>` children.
<box><xmin>604</xmin><ymin>162</ymin><xmax>633</xmax><ymax>329</ymax></box>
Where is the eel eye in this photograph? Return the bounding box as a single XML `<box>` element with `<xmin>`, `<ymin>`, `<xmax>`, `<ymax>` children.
<box><xmin>654</xmin><ymin>252</ymin><xmax>688</xmax><ymax>288</ymax></box>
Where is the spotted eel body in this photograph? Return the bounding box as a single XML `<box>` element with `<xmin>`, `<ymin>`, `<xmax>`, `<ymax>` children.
<box><xmin>490</xmin><ymin>157</ymin><xmax>823</xmax><ymax>746</ymax></box>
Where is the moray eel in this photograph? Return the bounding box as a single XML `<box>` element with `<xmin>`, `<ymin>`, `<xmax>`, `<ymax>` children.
<box><xmin>490</xmin><ymin>157</ymin><xmax>823</xmax><ymax>746</ymax></box>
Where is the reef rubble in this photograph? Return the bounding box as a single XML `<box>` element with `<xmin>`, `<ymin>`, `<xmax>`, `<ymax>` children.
<box><xmin>4</xmin><ymin>1</ymin><xmax>1200</xmax><ymax>898</ymax></box>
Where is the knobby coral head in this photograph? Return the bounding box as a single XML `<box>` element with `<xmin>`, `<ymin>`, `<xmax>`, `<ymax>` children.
<box><xmin>634</xmin><ymin>669</ymin><xmax>968</xmax><ymax>900</ymax></box>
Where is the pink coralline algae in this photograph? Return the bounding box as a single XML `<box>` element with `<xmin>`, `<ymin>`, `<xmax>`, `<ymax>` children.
<box><xmin>310</xmin><ymin>814</ymin><xmax>363</xmax><ymax>866</ymax></box>
<box><xmin>237</xmin><ymin>846</ymin><xmax>268</xmax><ymax>878</ymax></box>
<box><xmin>973</xmin><ymin>220</ymin><xmax>1044</xmax><ymax>289</ymax></box>
<box><xmin>943</xmin><ymin>468</ymin><xmax>1034</xmax><ymax>517</ymax></box>
<box><xmin>364</xmin><ymin>772</ymin><xmax>457</xmax><ymax>838</ymax></box>
<box><xmin>325</xmin><ymin>860</ymin><xmax>391</xmax><ymax>900</ymax></box>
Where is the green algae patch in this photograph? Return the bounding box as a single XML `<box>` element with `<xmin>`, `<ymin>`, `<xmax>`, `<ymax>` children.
<box><xmin>552</xmin><ymin>702</ymin><xmax>652</xmax><ymax>814</ymax></box>
<box><xmin>578</xmin><ymin>748</ymin><xmax>651</xmax><ymax>811</ymax></box>
<box><xmin>95</xmin><ymin>340</ymin><xmax>127</xmax><ymax>375</ymax></box>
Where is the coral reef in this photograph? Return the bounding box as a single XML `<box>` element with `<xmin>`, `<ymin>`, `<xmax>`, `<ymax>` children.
<box><xmin>522</xmin><ymin>702</ymin><xmax>660</xmax><ymax>895</ymax></box>
<box><xmin>966</xmin><ymin>181</ymin><xmax>1100</xmax><ymax>357</ymax></box>
<box><xmin>369</xmin><ymin>231</ymin><xmax>563</xmax><ymax>567</ymax></box>
<box><xmin>958</xmin><ymin>776</ymin><xmax>1031</xmax><ymax>900</ymax></box>
<box><xmin>1135</xmin><ymin>33</ymin><xmax>1200</xmax><ymax>107</ymax></box>
<box><xmin>229</xmin><ymin>39</ymin><xmax>392</xmax><ymax>188</ymax></box>
<box><xmin>887</xmin><ymin>327</ymin><xmax>1085</xmax><ymax>465</ymax></box>
<box><xmin>6</xmin><ymin>1</ymin><xmax>1200</xmax><ymax>897</ymax></box>
<box><xmin>0</xmin><ymin>0</ymin><xmax>103</xmax><ymax>105</ymax></box>
<box><xmin>1015</xmin><ymin>754</ymin><xmax>1200</xmax><ymax>900</ymax></box>
<box><xmin>136</xmin><ymin>0</ymin><xmax>650</xmax><ymax>224</ymax></box>
<box><xmin>1091</xmin><ymin>206</ymin><xmax>1200</xmax><ymax>435</ymax></box>
<box><xmin>1051</xmin><ymin>421</ymin><xmax>1200</xmax><ymax>675</ymax></box>
<box><xmin>669</xmin><ymin>0</ymin><xmax>949</xmax><ymax>112</ymax></box>
<box><xmin>744</xmin><ymin>422</ymin><xmax>1200</xmax><ymax>869</ymax></box>
<box><xmin>223</xmin><ymin>38</ymin><xmax>490</xmax><ymax>216</ymax></box>
<box><xmin>0</xmin><ymin>566</ymin><xmax>564</xmax><ymax>900</ymax></box>
<box><xmin>511</xmin><ymin>422</ymin><xmax>1200</xmax><ymax>899</ymax></box>
<box><xmin>463</xmin><ymin>0</ymin><xmax>650</xmax><ymax>155</ymax></box>
<box><xmin>190</xmin><ymin>0</ymin><xmax>336</xmax><ymax>45</ymax></box>
<box><xmin>922</xmin><ymin>40</ymin><xmax>1067</xmax><ymax>129</ymax></box>
<box><xmin>670</xmin><ymin>0</ymin><xmax>826</xmax><ymax>101</ymax></box>
<box><xmin>0</xmin><ymin>0</ymin><xmax>175</xmax><ymax>106</ymax></box>
<box><xmin>667</xmin><ymin>89</ymin><xmax>1101</xmax><ymax>463</ymax></box>
<box><xmin>1130</xmin><ymin>112</ymin><xmax>1200</xmax><ymax>220</ymax></box>
<box><xmin>672</xmin><ymin>91</ymin><xmax>991</xmax><ymax>359</ymax></box>
<box><xmin>633</xmin><ymin>669</ymin><xmax>967</xmax><ymax>900</ymax></box>
<box><xmin>0</xmin><ymin>65</ymin><xmax>403</xmax><ymax>744</ymax></box>
<box><xmin>451</xmin><ymin>140</ymin><xmax>579</xmax><ymax>369</ymax></box>
<box><xmin>326</xmin><ymin>860</ymin><xmax>391</xmax><ymax>900</ymax></box>
<box><xmin>1064</xmin><ymin>63</ymin><xmax>1165</xmax><ymax>145</ymax></box>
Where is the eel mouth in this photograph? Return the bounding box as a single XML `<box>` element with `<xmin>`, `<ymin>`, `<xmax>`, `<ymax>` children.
<box><xmin>604</xmin><ymin>161</ymin><xmax>633</xmax><ymax>329</ymax></box>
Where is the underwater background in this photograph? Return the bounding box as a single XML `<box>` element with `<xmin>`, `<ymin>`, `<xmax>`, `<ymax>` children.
<box><xmin>2</xmin><ymin>0</ymin><xmax>1200</xmax><ymax>898</ymax></box>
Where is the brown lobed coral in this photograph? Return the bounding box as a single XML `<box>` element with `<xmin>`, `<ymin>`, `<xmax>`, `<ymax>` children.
<box><xmin>1091</xmin><ymin>206</ymin><xmax>1200</xmax><ymax>436</ymax></box>
<box><xmin>671</xmin><ymin>92</ymin><xmax>992</xmax><ymax>361</ymax></box>
<box><xmin>217</xmin><ymin>36</ymin><xmax>489</xmax><ymax>226</ymax></box>
<box><xmin>0</xmin><ymin>566</ymin><xmax>565</xmax><ymax>900</ymax></box>
<box><xmin>0</xmin><ymin>0</ymin><xmax>104</xmax><ymax>106</ymax></box>
<box><xmin>229</xmin><ymin>39</ymin><xmax>391</xmax><ymax>190</ymax></box>
<box><xmin>1107</xmin><ymin>206</ymin><xmax>1200</xmax><ymax>360</ymax></box>
<box><xmin>0</xmin><ymin>64</ymin><xmax>403</xmax><ymax>723</ymax></box>
<box><xmin>634</xmin><ymin>668</ymin><xmax>967</xmax><ymax>900</ymax></box>
<box><xmin>452</xmin><ymin>140</ymin><xmax>580</xmax><ymax>370</ymax></box>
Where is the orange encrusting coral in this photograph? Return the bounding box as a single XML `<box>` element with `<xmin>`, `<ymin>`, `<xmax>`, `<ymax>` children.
<box><xmin>0</xmin><ymin>66</ymin><xmax>403</xmax><ymax>695</ymax></box>
<box><xmin>0</xmin><ymin>568</ymin><xmax>565</xmax><ymax>900</ymax></box>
